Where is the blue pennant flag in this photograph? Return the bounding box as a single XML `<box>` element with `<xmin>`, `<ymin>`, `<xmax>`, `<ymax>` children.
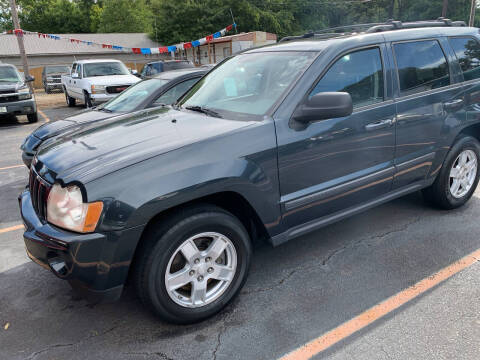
<box><xmin>191</xmin><ymin>40</ymin><xmax>200</xmax><ymax>47</ymax></box>
<box><xmin>213</xmin><ymin>32</ymin><xmax>221</xmax><ymax>38</ymax></box>
<box><xmin>113</xmin><ymin>45</ymin><xmax>123</xmax><ymax>50</ymax></box>
<box><xmin>141</xmin><ymin>48</ymin><xmax>151</xmax><ymax>54</ymax></box>
<box><xmin>167</xmin><ymin>45</ymin><xmax>177</xmax><ymax>52</ymax></box>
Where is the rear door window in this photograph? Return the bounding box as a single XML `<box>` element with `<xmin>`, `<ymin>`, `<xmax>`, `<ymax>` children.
<box><xmin>449</xmin><ymin>36</ymin><xmax>480</xmax><ymax>81</ymax></box>
<box><xmin>393</xmin><ymin>40</ymin><xmax>450</xmax><ymax>96</ymax></box>
<box><xmin>310</xmin><ymin>47</ymin><xmax>384</xmax><ymax>109</ymax></box>
<box><xmin>154</xmin><ymin>78</ymin><xmax>199</xmax><ymax>105</ymax></box>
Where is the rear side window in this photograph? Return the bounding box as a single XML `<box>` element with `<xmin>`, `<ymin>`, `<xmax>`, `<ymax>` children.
<box><xmin>310</xmin><ymin>47</ymin><xmax>384</xmax><ymax>109</ymax></box>
<box><xmin>154</xmin><ymin>78</ymin><xmax>199</xmax><ymax>105</ymax></box>
<box><xmin>393</xmin><ymin>40</ymin><xmax>450</xmax><ymax>96</ymax></box>
<box><xmin>163</xmin><ymin>62</ymin><xmax>194</xmax><ymax>71</ymax></box>
<box><xmin>449</xmin><ymin>37</ymin><xmax>480</xmax><ymax>81</ymax></box>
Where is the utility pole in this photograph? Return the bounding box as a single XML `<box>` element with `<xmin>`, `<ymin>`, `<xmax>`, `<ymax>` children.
<box><xmin>442</xmin><ymin>0</ymin><xmax>448</xmax><ymax>17</ymax></box>
<box><xmin>9</xmin><ymin>0</ymin><xmax>32</xmax><ymax>91</ymax></box>
<box><xmin>469</xmin><ymin>0</ymin><xmax>476</xmax><ymax>27</ymax></box>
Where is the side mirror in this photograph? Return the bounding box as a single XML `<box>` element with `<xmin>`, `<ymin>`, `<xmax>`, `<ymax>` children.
<box><xmin>131</xmin><ymin>69</ymin><xmax>138</xmax><ymax>75</ymax></box>
<box><xmin>25</xmin><ymin>75</ymin><xmax>34</xmax><ymax>82</ymax></box>
<box><xmin>293</xmin><ymin>92</ymin><xmax>353</xmax><ymax>124</ymax></box>
<box><xmin>71</xmin><ymin>72</ymin><xmax>79</xmax><ymax>79</ymax></box>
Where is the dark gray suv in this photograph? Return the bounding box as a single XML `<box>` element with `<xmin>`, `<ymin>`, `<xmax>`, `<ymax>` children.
<box><xmin>19</xmin><ymin>19</ymin><xmax>480</xmax><ymax>324</ymax></box>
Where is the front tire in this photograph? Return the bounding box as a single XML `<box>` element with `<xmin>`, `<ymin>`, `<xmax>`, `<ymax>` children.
<box><xmin>84</xmin><ymin>91</ymin><xmax>93</xmax><ymax>108</ymax></box>
<box><xmin>27</xmin><ymin>113</ymin><xmax>38</xmax><ymax>123</ymax></box>
<box><xmin>423</xmin><ymin>135</ymin><xmax>480</xmax><ymax>209</ymax></box>
<box><xmin>134</xmin><ymin>205</ymin><xmax>252</xmax><ymax>324</ymax></box>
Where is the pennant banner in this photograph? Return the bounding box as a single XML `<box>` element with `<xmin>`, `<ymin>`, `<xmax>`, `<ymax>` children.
<box><xmin>0</xmin><ymin>24</ymin><xmax>237</xmax><ymax>54</ymax></box>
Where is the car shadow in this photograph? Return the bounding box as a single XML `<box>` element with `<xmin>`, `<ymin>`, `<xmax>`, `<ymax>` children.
<box><xmin>2</xmin><ymin>191</ymin><xmax>480</xmax><ymax>360</ymax></box>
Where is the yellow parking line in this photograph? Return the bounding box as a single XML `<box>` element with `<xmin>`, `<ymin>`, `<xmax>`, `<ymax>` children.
<box><xmin>0</xmin><ymin>164</ymin><xmax>24</xmax><ymax>171</ymax></box>
<box><xmin>279</xmin><ymin>247</ymin><xmax>480</xmax><ymax>360</ymax></box>
<box><xmin>37</xmin><ymin>109</ymin><xmax>50</xmax><ymax>123</ymax></box>
<box><xmin>0</xmin><ymin>224</ymin><xmax>24</xmax><ymax>234</ymax></box>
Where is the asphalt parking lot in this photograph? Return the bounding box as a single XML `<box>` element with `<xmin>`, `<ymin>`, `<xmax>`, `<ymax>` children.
<box><xmin>1</xmin><ymin>98</ymin><xmax>480</xmax><ymax>360</ymax></box>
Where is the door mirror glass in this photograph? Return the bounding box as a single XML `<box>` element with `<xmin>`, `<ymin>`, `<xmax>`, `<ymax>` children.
<box><xmin>25</xmin><ymin>75</ymin><xmax>34</xmax><ymax>82</ymax></box>
<box><xmin>71</xmin><ymin>72</ymin><xmax>79</xmax><ymax>79</ymax></box>
<box><xmin>293</xmin><ymin>92</ymin><xmax>353</xmax><ymax>123</ymax></box>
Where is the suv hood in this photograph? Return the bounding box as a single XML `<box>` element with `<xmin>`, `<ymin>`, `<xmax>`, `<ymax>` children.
<box><xmin>36</xmin><ymin>107</ymin><xmax>255</xmax><ymax>183</ymax></box>
<box><xmin>84</xmin><ymin>74</ymin><xmax>139</xmax><ymax>85</ymax></box>
<box><xmin>0</xmin><ymin>81</ymin><xmax>23</xmax><ymax>92</ymax></box>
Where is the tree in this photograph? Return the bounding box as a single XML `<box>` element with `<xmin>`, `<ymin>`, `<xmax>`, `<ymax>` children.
<box><xmin>92</xmin><ymin>0</ymin><xmax>152</xmax><ymax>33</ymax></box>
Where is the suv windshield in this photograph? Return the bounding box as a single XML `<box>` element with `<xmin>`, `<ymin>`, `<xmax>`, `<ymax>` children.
<box><xmin>179</xmin><ymin>51</ymin><xmax>316</xmax><ymax>120</ymax></box>
<box><xmin>46</xmin><ymin>66</ymin><xmax>70</xmax><ymax>74</ymax></box>
<box><xmin>83</xmin><ymin>62</ymin><xmax>130</xmax><ymax>77</ymax></box>
<box><xmin>100</xmin><ymin>78</ymin><xmax>169</xmax><ymax>113</ymax></box>
<box><xmin>0</xmin><ymin>66</ymin><xmax>22</xmax><ymax>83</ymax></box>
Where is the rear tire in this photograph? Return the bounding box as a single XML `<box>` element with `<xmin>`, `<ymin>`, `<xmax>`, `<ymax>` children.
<box><xmin>65</xmin><ymin>89</ymin><xmax>76</xmax><ymax>107</ymax></box>
<box><xmin>423</xmin><ymin>135</ymin><xmax>480</xmax><ymax>209</ymax></box>
<box><xmin>133</xmin><ymin>205</ymin><xmax>252</xmax><ymax>324</ymax></box>
<box><xmin>27</xmin><ymin>113</ymin><xmax>38</xmax><ymax>123</ymax></box>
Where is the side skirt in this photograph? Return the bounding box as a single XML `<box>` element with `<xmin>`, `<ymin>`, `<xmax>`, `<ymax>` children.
<box><xmin>269</xmin><ymin>180</ymin><xmax>431</xmax><ymax>247</ymax></box>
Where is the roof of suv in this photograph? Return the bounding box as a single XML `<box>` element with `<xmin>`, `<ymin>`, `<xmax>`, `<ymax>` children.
<box><xmin>247</xmin><ymin>23</ymin><xmax>478</xmax><ymax>53</ymax></box>
<box><xmin>75</xmin><ymin>59</ymin><xmax>122</xmax><ymax>64</ymax></box>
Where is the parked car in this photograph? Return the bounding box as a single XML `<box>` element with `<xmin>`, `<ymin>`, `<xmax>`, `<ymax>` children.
<box><xmin>139</xmin><ymin>60</ymin><xmax>194</xmax><ymax>78</ymax></box>
<box><xmin>42</xmin><ymin>65</ymin><xmax>70</xmax><ymax>93</ymax></box>
<box><xmin>21</xmin><ymin>68</ymin><xmax>208</xmax><ymax>168</ymax></box>
<box><xmin>62</xmin><ymin>59</ymin><xmax>140</xmax><ymax>108</ymax></box>
<box><xmin>21</xmin><ymin>20</ymin><xmax>480</xmax><ymax>324</ymax></box>
<box><xmin>0</xmin><ymin>64</ymin><xmax>37</xmax><ymax>123</ymax></box>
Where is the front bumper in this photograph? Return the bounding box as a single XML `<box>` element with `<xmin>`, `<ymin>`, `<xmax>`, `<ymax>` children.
<box><xmin>19</xmin><ymin>190</ymin><xmax>143</xmax><ymax>303</ymax></box>
<box><xmin>0</xmin><ymin>98</ymin><xmax>36</xmax><ymax>116</ymax></box>
<box><xmin>90</xmin><ymin>93</ymin><xmax>117</xmax><ymax>103</ymax></box>
<box><xmin>45</xmin><ymin>82</ymin><xmax>63</xmax><ymax>89</ymax></box>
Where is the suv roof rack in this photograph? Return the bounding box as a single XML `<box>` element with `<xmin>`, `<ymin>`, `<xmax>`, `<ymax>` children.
<box><xmin>279</xmin><ymin>18</ymin><xmax>467</xmax><ymax>43</ymax></box>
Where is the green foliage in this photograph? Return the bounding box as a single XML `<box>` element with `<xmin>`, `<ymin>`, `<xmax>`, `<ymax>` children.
<box><xmin>0</xmin><ymin>0</ymin><xmax>479</xmax><ymax>43</ymax></box>
<box><xmin>91</xmin><ymin>0</ymin><xmax>152</xmax><ymax>33</ymax></box>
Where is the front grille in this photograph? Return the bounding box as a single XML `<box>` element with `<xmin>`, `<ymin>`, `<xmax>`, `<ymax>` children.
<box><xmin>0</xmin><ymin>95</ymin><xmax>19</xmax><ymax>103</ymax></box>
<box><xmin>0</xmin><ymin>89</ymin><xmax>15</xmax><ymax>95</ymax></box>
<box><xmin>29</xmin><ymin>167</ymin><xmax>52</xmax><ymax>220</ymax></box>
<box><xmin>48</xmin><ymin>77</ymin><xmax>62</xmax><ymax>84</ymax></box>
<box><xmin>106</xmin><ymin>85</ymin><xmax>130</xmax><ymax>94</ymax></box>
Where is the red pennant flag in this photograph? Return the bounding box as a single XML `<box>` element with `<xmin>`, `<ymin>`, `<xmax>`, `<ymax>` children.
<box><xmin>183</xmin><ymin>42</ymin><xmax>192</xmax><ymax>49</ymax></box>
<box><xmin>102</xmin><ymin>44</ymin><xmax>107</xmax><ymax>48</ymax></box>
<box><xmin>206</xmin><ymin>35</ymin><xmax>213</xmax><ymax>42</ymax></box>
<box><xmin>37</xmin><ymin>33</ymin><xmax>42</xmax><ymax>38</ymax></box>
<box><xmin>70</xmin><ymin>38</ymin><xmax>76</xmax><ymax>43</ymax></box>
<box><xmin>132</xmin><ymin>48</ymin><xmax>141</xmax><ymax>54</ymax></box>
<box><xmin>226</xmin><ymin>24</ymin><xmax>233</xmax><ymax>31</ymax></box>
<box><xmin>159</xmin><ymin>47</ymin><xmax>168</xmax><ymax>53</ymax></box>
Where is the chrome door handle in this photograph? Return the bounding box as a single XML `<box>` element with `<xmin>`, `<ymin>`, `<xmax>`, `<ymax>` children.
<box><xmin>365</xmin><ymin>118</ymin><xmax>393</xmax><ymax>131</ymax></box>
<box><xmin>443</xmin><ymin>99</ymin><xmax>464</xmax><ymax>111</ymax></box>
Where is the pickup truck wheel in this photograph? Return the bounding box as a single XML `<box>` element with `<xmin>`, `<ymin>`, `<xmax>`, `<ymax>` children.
<box><xmin>134</xmin><ymin>205</ymin><xmax>252</xmax><ymax>324</ymax></box>
<box><xmin>84</xmin><ymin>91</ymin><xmax>93</xmax><ymax>108</ymax></box>
<box><xmin>423</xmin><ymin>136</ymin><xmax>480</xmax><ymax>209</ymax></box>
<box><xmin>27</xmin><ymin>113</ymin><xmax>38</xmax><ymax>123</ymax></box>
<box><xmin>65</xmin><ymin>90</ymin><xmax>76</xmax><ymax>107</ymax></box>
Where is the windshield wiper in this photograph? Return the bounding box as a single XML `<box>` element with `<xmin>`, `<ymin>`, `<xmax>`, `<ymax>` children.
<box><xmin>185</xmin><ymin>105</ymin><xmax>222</xmax><ymax>118</ymax></box>
<box><xmin>99</xmin><ymin>108</ymin><xmax>113</xmax><ymax>113</ymax></box>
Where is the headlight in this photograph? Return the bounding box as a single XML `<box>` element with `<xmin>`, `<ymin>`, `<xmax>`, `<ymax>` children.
<box><xmin>47</xmin><ymin>183</ymin><xmax>103</xmax><ymax>233</ymax></box>
<box><xmin>91</xmin><ymin>85</ymin><xmax>106</xmax><ymax>94</ymax></box>
<box><xmin>17</xmin><ymin>87</ymin><xmax>32</xmax><ymax>100</ymax></box>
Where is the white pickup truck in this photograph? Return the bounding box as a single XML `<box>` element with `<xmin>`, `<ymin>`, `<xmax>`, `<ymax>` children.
<box><xmin>62</xmin><ymin>59</ymin><xmax>140</xmax><ymax>107</ymax></box>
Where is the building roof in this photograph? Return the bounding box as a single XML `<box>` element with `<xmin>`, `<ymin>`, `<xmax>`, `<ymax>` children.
<box><xmin>212</xmin><ymin>31</ymin><xmax>277</xmax><ymax>44</ymax></box>
<box><xmin>0</xmin><ymin>33</ymin><xmax>160</xmax><ymax>57</ymax></box>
